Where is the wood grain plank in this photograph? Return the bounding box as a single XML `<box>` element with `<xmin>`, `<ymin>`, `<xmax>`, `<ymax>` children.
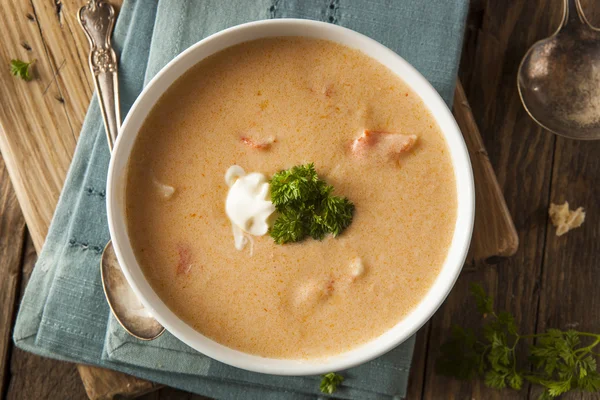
<box><xmin>29</xmin><ymin>0</ymin><xmax>94</xmax><ymax>138</ymax></box>
<box><xmin>7</xmin><ymin>348</ymin><xmax>87</xmax><ymax>400</ymax></box>
<box><xmin>0</xmin><ymin>0</ymin><xmax>78</xmax><ymax>252</ymax></box>
<box><xmin>78</xmin><ymin>365</ymin><xmax>160</xmax><ymax>400</ymax></box>
<box><xmin>533</xmin><ymin>143</ymin><xmax>600</xmax><ymax>400</ymax></box>
<box><xmin>6</xmin><ymin>235</ymin><xmax>88</xmax><ymax>400</ymax></box>
<box><xmin>0</xmin><ymin>0</ymin><xmax>122</xmax><ymax>252</ymax></box>
<box><xmin>0</xmin><ymin>153</ymin><xmax>27</xmax><ymax>399</ymax></box>
<box><xmin>420</xmin><ymin>0</ymin><xmax>562</xmax><ymax>398</ymax></box>
<box><xmin>532</xmin><ymin>3</ymin><xmax>600</xmax><ymax>399</ymax></box>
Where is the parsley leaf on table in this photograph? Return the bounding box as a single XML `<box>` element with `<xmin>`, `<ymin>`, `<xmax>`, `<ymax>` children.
<box><xmin>437</xmin><ymin>283</ymin><xmax>600</xmax><ymax>398</ymax></box>
<box><xmin>320</xmin><ymin>372</ymin><xmax>344</xmax><ymax>394</ymax></box>
<box><xmin>10</xmin><ymin>59</ymin><xmax>36</xmax><ymax>81</ymax></box>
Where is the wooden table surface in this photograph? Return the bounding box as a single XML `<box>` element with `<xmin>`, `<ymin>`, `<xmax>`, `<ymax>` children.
<box><xmin>1</xmin><ymin>0</ymin><xmax>600</xmax><ymax>399</ymax></box>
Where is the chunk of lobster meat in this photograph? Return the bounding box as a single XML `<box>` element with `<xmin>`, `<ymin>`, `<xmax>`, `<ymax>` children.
<box><xmin>240</xmin><ymin>135</ymin><xmax>275</xmax><ymax>150</ymax></box>
<box><xmin>349</xmin><ymin>257</ymin><xmax>365</xmax><ymax>279</ymax></box>
<box><xmin>351</xmin><ymin>129</ymin><xmax>417</xmax><ymax>159</ymax></box>
<box><xmin>292</xmin><ymin>277</ymin><xmax>335</xmax><ymax>310</ymax></box>
<box><xmin>152</xmin><ymin>177</ymin><xmax>175</xmax><ymax>199</ymax></box>
<box><xmin>176</xmin><ymin>244</ymin><xmax>193</xmax><ymax>275</ymax></box>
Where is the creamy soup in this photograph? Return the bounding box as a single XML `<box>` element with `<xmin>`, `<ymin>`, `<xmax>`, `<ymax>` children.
<box><xmin>126</xmin><ymin>37</ymin><xmax>457</xmax><ymax>359</ymax></box>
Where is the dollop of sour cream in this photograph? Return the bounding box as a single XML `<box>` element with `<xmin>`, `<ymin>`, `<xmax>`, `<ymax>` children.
<box><xmin>225</xmin><ymin>165</ymin><xmax>276</xmax><ymax>251</ymax></box>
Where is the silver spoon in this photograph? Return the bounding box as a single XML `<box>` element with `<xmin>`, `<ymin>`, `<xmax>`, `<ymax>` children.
<box><xmin>78</xmin><ymin>0</ymin><xmax>164</xmax><ymax>340</ymax></box>
<box><xmin>518</xmin><ymin>0</ymin><xmax>600</xmax><ymax>140</ymax></box>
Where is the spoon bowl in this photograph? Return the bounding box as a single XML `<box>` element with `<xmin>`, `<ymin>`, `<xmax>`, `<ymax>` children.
<box><xmin>101</xmin><ymin>243</ymin><xmax>164</xmax><ymax>340</ymax></box>
<box><xmin>518</xmin><ymin>0</ymin><xmax>600</xmax><ymax>140</ymax></box>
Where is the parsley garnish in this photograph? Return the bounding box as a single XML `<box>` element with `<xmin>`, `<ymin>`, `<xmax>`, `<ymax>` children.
<box><xmin>269</xmin><ymin>164</ymin><xmax>354</xmax><ymax>244</ymax></box>
<box><xmin>320</xmin><ymin>372</ymin><xmax>344</xmax><ymax>394</ymax></box>
<box><xmin>437</xmin><ymin>283</ymin><xmax>600</xmax><ymax>398</ymax></box>
<box><xmin>10</xmin><ymin>59</ymin><xmax>35</xmax><ymax>81</ymax></box>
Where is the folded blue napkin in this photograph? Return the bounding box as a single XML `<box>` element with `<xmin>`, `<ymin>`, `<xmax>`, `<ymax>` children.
<box><xmin>14</xmin><ymin>1</ymin><xmax>468</xmax><ymax>398</ymax></box>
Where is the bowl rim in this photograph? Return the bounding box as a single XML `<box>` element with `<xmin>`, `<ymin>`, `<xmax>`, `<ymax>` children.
<box><xmin>107</xmin><ymin>18</ymin><xmax>475</xmax><ymax>375</ymax></box>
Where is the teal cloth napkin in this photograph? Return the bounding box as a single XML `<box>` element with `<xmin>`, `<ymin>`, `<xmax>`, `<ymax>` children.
<box><xmin>14</xmin><ymin>1</ymin><xmax>468</xmax><ymax>398</ymax></box>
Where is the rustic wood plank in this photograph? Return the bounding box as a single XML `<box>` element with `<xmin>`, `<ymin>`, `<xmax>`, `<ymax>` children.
<box><xmin>7</xmin><ymin>348</ymin><xmax>87</xmax><ymax>400</ymax></box>
<box><xmin>420</xmin><ymin>0</ymin><xmax>563</xmax><ymax>398</ymax></box>
<box><xmin>532</xmin><ymin>3</ymin><xmax>600</xmax><ymax>399</ymax></box>
<box><xmin>0</xmin><ymin>0</ymin><xmax>122</xmax><ymax>253</ymax></box>
<box><xmin>0</xmin><ymin>0</ymin><xmax>78</xmax><ymax>252</ymax></box>
<box><xmin>6</xmin><ymin>235</ymin><xmax>88</xmax><ymax>400</ymax></box>
<box><xmin>533</xmin><ymin>142</ymin><xmax>600</xmax><ymax>400</ymax></box>
<box><xmin>29</xmin><ymin>0</ymin><xmax>95</xmax><ymax>135</ymax></box>
<box><xmin>78</xmin><ymin>365</ymin><xmax>160</xmax><ymax>400</ymax></box>
<box><xmin>0</xmin><ymin>153</ymin><xmax>27</xmax><ymax>399</ymax></box>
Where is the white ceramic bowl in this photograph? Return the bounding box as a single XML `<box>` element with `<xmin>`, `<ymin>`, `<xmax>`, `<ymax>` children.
<box><xmin>107</xmin><ymin>19</ymin><xmax>474</xmax><ymax>376</ymax></box>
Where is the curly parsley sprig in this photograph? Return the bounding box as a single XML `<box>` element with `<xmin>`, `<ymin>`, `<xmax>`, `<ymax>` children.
<box><xmin>269</xmin><ymin>163</ymin><xmax>354</xmax><ymax>244</ymax></box>
<box><xmin>437</xmin><ymin>283</ymin><xmax>600</xmax><ymax>398</ymax></box>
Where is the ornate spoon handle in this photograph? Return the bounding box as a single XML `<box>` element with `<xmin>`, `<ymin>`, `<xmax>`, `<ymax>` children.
<box><xmin>78</xmin><ymin>0</ymin><xmax>120</xmax><ymax>150</ymax></box>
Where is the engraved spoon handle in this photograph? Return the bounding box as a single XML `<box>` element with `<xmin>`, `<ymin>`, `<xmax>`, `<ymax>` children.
<box><xmin>78</xmin><ymin>0</ymin><xmax>120</xmax><ymax>150</ymax></box>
